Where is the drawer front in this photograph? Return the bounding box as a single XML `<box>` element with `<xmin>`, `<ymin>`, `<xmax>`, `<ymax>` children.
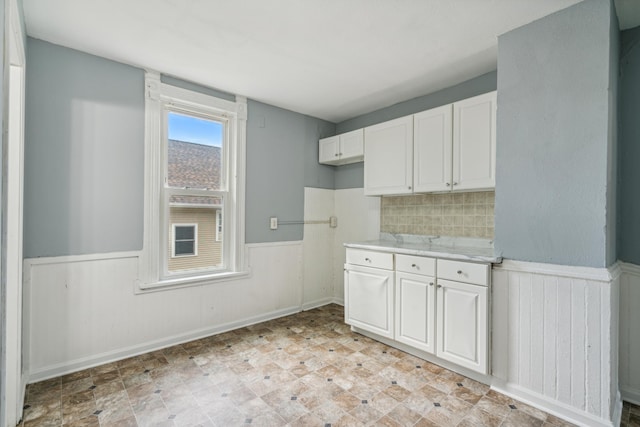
<box><xmin>437</xmin><ymin>259</ymin><xmax>489</xmax><ymax>286</ymax></box>
<box><xmin>346</xmin><ymin>249</ymin><xmax>394</xmax><ymax>270</ymax></box>
<box><xmin>396</xmin><ymin>254</ymin><xmax>436</xmax><ymax>276</ymax></box>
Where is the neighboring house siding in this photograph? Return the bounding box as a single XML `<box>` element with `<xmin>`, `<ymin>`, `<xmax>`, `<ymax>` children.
<box><xmin>168</xmin><ymin>207</ymin><xmax>221</xmax><ymax>271</ymax></box>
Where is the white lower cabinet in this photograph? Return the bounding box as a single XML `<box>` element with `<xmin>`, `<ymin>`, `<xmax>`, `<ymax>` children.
<box><xmin>345</xmin><ymin>248</ymin><xmax>490</xmax><ymax>375</ymax></box>
<box><xmin>436</xmin><ymin>279</ymin><xmax>488</xmax><ymax>373</ymax></box>
<box><xmin>344</xmin><ymin>253</ymin><xmax>394</xmax><ymax>339</ymax></box>
<box><xmin>395</xmin><ymin>271</ymin><xmax>436</xmax><ymax>353</ymax></box>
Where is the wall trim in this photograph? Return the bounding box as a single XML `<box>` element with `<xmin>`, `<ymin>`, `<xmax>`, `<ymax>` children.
<box><xmin>28</xmin><ymin>305</ymin><xmax>302</xmax><ymax>384</ymax></box>
<box><xmin>620</xmin><ymin>260</ymin><xmax>640</xmax><ymax>277</ymax></box>
<box><xmin>24</xmin><ymin>251</ymin><xmax>140</xmax><ymax>267</ymax></box>
<box><xmin>495</xmin><ymin>258</ymin><xmax>618</xmax><ymax>282</ymax></box>
<box><xmin>492</xmin><ymin>380</ymin><xmax>622</xmax><ymax>427</ymax></box>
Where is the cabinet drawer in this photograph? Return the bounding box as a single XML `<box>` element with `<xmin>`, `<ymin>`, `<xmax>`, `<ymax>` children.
<box><xmin>396</xmin><ymin>254</ymin><xmax>436</xmax><ymax>276</ymax></box>
<box><xmin>437</xmin><ymin>259</ymin><xmax>489</xmax><ymax>286</ymax></box>
<box><xmin>346</xmin><ymin>249</ymin><xmax>393</xmax><ymax>270</ymax></box>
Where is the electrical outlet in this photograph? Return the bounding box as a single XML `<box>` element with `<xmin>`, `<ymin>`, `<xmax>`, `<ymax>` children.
<box><xmin>270</xmin><ymin>217</ymin><xmax>278</xmax><ymax>230</ymax></box>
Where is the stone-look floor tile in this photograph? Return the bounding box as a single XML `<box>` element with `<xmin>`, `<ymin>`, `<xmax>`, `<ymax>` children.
<box><xmin>475</xmin><ymin>395</ymin><xmax>511</xmax><ymax>418</ymax></box>
<box><xmin>23</xmin><ymin>398</ymin><xmax>61</xmax><ymax>424</ymax></box>
<box><xmin>60</xmin><ymin>370</ymin><xmax>91</xmax><ymax>385</ymax></box>
<box><xmin>95</xmin><ymin>390</ymin><xmax>134</xmax><ymax>425</ymax></box>
<box><xmin>61</xmin><ymin>390</ymin><xmax>96</xmax><ymax>424</ymax></box>
<box><xmin>628</xmin><ymin>413</ymin><xmax>640</xmax><ymax>427</ymax></box>
<box><xmin>386</xmin><ymin>403</ymin><xmax>422</xmax><ymax>425</ymax></box>
<box><xmin>64</xmin><ymin>414</ymin><xmax>100</xmax><ymax>426</ymax></box>
<box><xmin>92</xmin><ymin>370</ymin><xmax>120</xmax><ymax>386</ymax></box>
<box><xmin>458</xmin><ymin>406</ymin><xmax>503</xmax><ymax>427</ymax></box>
<box><xmin>61</xmin><ymin>378</ymin><xmax>94</xmax><ymax>396</ymax></box>
<box><xmin>501</xmin><ymin>409</ymin><xmax>545</xmax><ymax>427</ymax></box>
<box><xmin>451</xmin><ymin>385</ymin><xmax>483</xmax><ymax>405</ymax></box>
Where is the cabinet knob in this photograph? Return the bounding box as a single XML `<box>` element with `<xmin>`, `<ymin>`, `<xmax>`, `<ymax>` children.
<box><xmin>334</xmin><ymin>153</ymin><xmax>339</xmax><ymax>157</ymax></box>
<box><xmin>457</xmin><ymin>270</ymin><xmax>463</xmax><ymax>274</ymax></box>
<box><xmin>339</xmin><ymin>152</ymin><xmax>343</xmax><ymax>156</ymax></box>
<box><xmin>437</xmin><ymin>284</ymin><xmax>442</xmax><ymax>288</ymax></box>
<box><xmin>365</xmin><ymin>258</ymin><xmax>371</xmax><ymax>262</ymax></box>
<box><xmin>411</xmin><ymin>263</ymin><xmax>417</xmax><ymax>268</ymax></box>
<box><xmin>429</xmin><ymin>282</ymin><xmax>434</xmax><ymax>286</ymax></box>
<box><xmin>446</xmin><ymin>183</ymin><xmax>450</xmax><ymax>187</ymax></box>
<box><xmin>408</xmin><ymin>186</ymin><xmax>412</xmax><ymax>190</ymax></box>
<box><xmin>453</xmin><ymin>182</ymin><xmax>458</xmax><ymax>186</ymax></box>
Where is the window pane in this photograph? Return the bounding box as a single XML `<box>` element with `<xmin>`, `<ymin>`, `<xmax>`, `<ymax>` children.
<box><xmin>175</xmin><ymin>241</ymin><xmax>195</xmax><ymax>256</ymax></box>
<box><xmin>168</xmin><ymin>196</ymin><xmax>223</xmax><ymax>272</ymax></box>
<box><xmin>167</xmin><ymin>112</ymin><xmax>223</xmax><ymax>190</ymax></box>
<box><xmin>175</xmin><ymin>225</ymin><xmax>195</xmax><ymax>240</ymax></box>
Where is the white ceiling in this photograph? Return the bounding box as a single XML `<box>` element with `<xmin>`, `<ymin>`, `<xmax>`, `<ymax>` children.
<box><xmin>22</xmin><ymin>0</ymin><xmax>638</xmax><ymax>123</ymax></box>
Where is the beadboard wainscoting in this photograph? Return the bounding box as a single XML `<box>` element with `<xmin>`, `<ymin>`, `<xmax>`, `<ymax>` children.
<box><xmin>24</xmin><ymin>242</ymin><xmax>303</xmax><ymax>382</ymax></box>
<box><xmin>301</xmin><ymin>187</ymin><xmax>380</xmax><ymax>309</ymax></box>
<box><xmin>491</xmin><ymin>260</ymin><xmax>621</xmax><ymax>427</ymax></box>
<box><xmin>620</xmin><ymin>262</ymin><xmax>640</xmax><ymax>406</ymax></box>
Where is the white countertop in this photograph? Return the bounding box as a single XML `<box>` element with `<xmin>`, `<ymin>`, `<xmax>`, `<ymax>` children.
<box><xmin>344</xmin><ymin>233</ymin><xmax>502</xmax><ymax>264</ymax></box>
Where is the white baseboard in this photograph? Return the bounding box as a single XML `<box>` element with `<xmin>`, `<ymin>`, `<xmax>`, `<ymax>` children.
<box><xmin>28</xmin><ymin>305</ymin><xmax>301</xmax><ymax>383</ymax></box>
<box><xmin>301</xmin><ymin>297</ymin><xmax>334</xmax><ymax>311</ymax></box>
<box><xmin>621</xmin><ymin>385</ymin><xmax>640</xmax><ymax>406</ymax></box>
<box><xmin>491</xmin><ymin>380</ymin><xmax>621</xmax><ymax>427</ymax></box>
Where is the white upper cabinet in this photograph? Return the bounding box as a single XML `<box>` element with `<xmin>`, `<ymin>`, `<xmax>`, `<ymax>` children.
<box><xmin>452</xmin><ymin>91</ymin><xmax>497</xmax><ymax>191</ymax></box>
<box><xmin>364</xmin><ymin>115</ymin><xmax>413</xmax><ymax>196</ymax></box>
<box><xmin>318</xmin><ymin>129</ymin><xmax>363</xmax><ymax>165</ymax></box>
<box><xmin>364</xmin><ymin>91</ymin><xmax>496</xmax><ymax>196</ymax></box>
<box><xmin>413</xmin><ymin>104</ymin><xmax>453</xmax><ymax>192</ymax></box>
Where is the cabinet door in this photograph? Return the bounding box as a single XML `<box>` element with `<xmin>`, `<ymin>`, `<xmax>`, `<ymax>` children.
<box><xmin>436</xmin><ymin>279</ymin><xmax>488</xmax><ymax>374</ymax></box>
<box><xmin>345</xmin><ymin>264</ymin><xmax>394</xmax><ymax>338</ymax></box>
<box><xmin>319</xmin><ymin>135</ymin><xmax>339</xmax><ymax>164</ymax></box>
<box><xmin>339</xmin><ymin>129</ymin><xmax>364</xmax><ymax>161</ymax></box>
<box><xmin>364</xmin><ymin>116</ymin><xmax>413</xmax><ymax>196</ymax></box>
<box><xmin>395</xmin><ymin>272</ymin><xmax>436</xmax><ymax>354</ymax></box>
<box><xmin>414</xmin><ymin>105</ymin><xmax>453</xmax><ymax>192</ymax></box>
<box><xmin>452</xmin><ymin>91</ymin><xmax>496</xmax><ymax>191</ymax></box>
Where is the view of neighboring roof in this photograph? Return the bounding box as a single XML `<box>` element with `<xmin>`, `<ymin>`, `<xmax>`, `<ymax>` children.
<box><xmin>168</xmin><ymin>139</ymin><xmax>221</xmax><ymax>189</ymax></box>
<box><xmin>168</xmin><ymin>140</ymin><xmax>222</xmax><ymax>206</ymax></box>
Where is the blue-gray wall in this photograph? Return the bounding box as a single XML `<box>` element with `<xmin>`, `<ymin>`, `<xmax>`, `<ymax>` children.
<box><xmin>24</xmin><ymin>38</ymin><xmax>145</xmax><ymax>258</ymax></box>
<box><xmin>24</xmin><ymin>38</ymin><xmax>335</xmax><ymax>256</ymax></box>
<box><xmin>619</xmin><ymin>25</ymin><xmax>640</xmax><ymax>264</ymax></box>
<box><xmin>333</xmin><ymin>71</ymin><xmax>497</xmax><ymax>189</ymax></box>
<box><xmin>245</xmin><ymin>100</ymin><xmax>334</xmax><ymax>244</ymax></box>
<box><xmin>494</xmin><ymin>0</ymin><xmax>617</xmax><ymax>268</ymax></box>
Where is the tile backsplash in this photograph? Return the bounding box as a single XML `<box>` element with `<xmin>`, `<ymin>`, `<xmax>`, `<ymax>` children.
<box><xmin>380</xmin><ymin>191</ymin><xmax>495</xmax><ymax>239</ymax></box>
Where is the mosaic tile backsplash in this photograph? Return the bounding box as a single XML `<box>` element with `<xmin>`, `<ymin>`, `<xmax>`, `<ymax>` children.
<box><xmin>380</xmin><ymin>191</ymin><xmax>495</xmax><ymax>239</ymax></box>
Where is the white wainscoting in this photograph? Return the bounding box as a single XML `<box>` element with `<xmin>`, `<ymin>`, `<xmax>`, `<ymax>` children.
<box><xmin>620</xmin><ymin>262</ymin><xmax>640</xmax><ymax>406</ymax></box>
<box><xmin>491</xmin><ymin>260</ymin><xmax>621</xmax><ymax>427</ymax></box>
<box><xmin>24</xmin><ymin>242</ymin><xmax>303</xmax><ymax>382</ymax></box>
<box><xmin>301</xmin><ymin>187</ymin><xmax>380</xmax><ymax>310</ymax></box>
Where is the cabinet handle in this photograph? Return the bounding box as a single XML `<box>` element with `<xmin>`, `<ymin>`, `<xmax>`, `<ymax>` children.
<box><xmin>365</xmin><ymin>258</ymin><xmax>371</xmax><ymax>262</ymax></box>
<box><xmin>457</xmin><ymin>270</ymin><xmax>463</xmax><ymax>274</ymax></box>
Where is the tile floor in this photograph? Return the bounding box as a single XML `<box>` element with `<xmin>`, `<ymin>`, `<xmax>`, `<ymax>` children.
<box><xmin>18</xmin><ymin>304</ymin><xmax>616</xmax><ymax>426</ymax></box>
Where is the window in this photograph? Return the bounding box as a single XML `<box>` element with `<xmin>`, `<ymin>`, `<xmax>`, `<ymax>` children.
<box><xmin>216</xmin><ymin>210</ymin><xmax>223</xmax><ymax>242</ymax></box>
<box><xmin>140</xmin><ymin>72</ymin><xmax>247</xmax><ymax>290</ymax></box>
<box><xmin>172</xmin><ymin>224</ymin><xmax>197</xmax><ymax>257</ymax></box>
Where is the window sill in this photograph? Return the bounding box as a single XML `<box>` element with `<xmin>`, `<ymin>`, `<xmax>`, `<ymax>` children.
<box><xmin>137</xmin><ymin>269</ymin><xmax>250</xmax><ymax>293</ymax></box>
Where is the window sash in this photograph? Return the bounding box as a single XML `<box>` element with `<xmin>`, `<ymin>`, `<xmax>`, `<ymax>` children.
<box><xmin>172</xmin><ymin>224</ymin><xmax>198</xmax><ymax>257</ymax></box>
<box><xmin>140</xmin><ymin>71</ymin><xmax>247</xmax><ymax>291</ymax></box>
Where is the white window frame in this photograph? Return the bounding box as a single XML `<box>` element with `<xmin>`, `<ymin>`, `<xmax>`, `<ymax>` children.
<box><xmin>171</xmin><ymin>223</ymin><xmax>198</xmax><ymax>258</ymax></box>
<box><xmin>139</xmin><ymin>71</ymin><xmax>247</xmax><ymax>291</ymax></box>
